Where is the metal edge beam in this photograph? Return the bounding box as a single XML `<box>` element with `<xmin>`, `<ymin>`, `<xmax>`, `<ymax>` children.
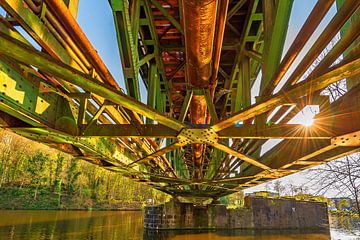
<box><xmin>0</xmin><ymin>32</ymin><xmax>186</xmax><ymax>131</ymax></box>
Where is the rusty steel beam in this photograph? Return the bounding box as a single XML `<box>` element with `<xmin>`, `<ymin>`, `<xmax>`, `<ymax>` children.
<box><xmin>210</xmin><ymin>0</ymin><xmax>229</xmax><ymax>85</ymax></box>
<box><xmin>182</xmin><ymin>0</ymin><xmax>218</xmax><ymax>178</ymax></box>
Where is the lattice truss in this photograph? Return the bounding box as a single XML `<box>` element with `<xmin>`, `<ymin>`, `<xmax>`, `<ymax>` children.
<box><xmin>0</xmin><ymin>0</ymin><xmax>359</xmax><ymax>201</ymax></box>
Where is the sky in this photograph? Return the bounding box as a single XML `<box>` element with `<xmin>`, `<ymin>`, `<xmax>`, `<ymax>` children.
<box><xmin>0</xmin><ymin>1</ymin><xmax>343</xmax><ymax>197</ymax></box>
<box><xmin>75</xmin><ymin>0</ymin><xmax>341</xmax><ymax>197</ymax></box>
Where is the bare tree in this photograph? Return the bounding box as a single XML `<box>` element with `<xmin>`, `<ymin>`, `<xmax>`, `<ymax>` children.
<box><xmin>272</xmin><ymin>180</ymin><xmax>286</xmax><ymax>197</ymax></box>
<box><xmin>307</xmin><ymin>153</ymin><xmax>360</xmax><ymax>215</ymax></box>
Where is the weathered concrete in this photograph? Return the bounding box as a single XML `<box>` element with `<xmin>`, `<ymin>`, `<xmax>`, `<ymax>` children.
<box><xmin>144</xmin><ymin>196</ymin><xmax>329</xmax><ymax>230</ymax></box>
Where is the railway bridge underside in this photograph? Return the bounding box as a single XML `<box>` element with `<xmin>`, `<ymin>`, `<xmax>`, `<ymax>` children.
<box><xmin>0</xmin><ymin>0</ymin><xmax>359</xmax><ymax>202</ymax></box>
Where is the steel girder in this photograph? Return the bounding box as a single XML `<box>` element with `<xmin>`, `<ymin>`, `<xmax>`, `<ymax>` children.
<box><xmin>0</xmin><ymin>0</ymin><xmax>359</xmax><ymax>201</ymax></box>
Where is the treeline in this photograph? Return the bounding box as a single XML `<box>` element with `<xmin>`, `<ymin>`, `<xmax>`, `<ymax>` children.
<box><xmin>0</xmin><ymin>129</ymin><xmax>170</xmax><ymax>210</ymax></box>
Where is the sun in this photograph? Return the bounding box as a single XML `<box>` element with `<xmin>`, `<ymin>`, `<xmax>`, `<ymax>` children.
<box><xmin>302</xmin><ymin>117</ymin><xmax>314</xmax><ymax>127</ymax></box>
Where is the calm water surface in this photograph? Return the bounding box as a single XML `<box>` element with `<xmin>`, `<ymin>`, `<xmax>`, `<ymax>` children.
<box><xmin>0</xmin><ymin>210</ymin><xmax>358</xmax><ymax>240</ymax></box>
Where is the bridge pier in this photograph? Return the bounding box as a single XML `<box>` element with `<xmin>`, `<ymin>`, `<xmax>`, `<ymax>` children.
<box><xmin>144</xmin><ymin>196</ymin><xmax>329</xmax><ymax>230</ymax></box>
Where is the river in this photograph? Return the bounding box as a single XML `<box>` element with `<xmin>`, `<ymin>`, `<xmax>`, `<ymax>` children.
<box><xmin>0</xmin><ymin>210</ymin><xmax>358</xmax><ymax>240</ymax></box>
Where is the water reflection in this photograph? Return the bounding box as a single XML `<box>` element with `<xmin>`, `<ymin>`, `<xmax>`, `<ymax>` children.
<box><xmin>0</xmin><ymin>210</ymin><xmax>358</xmax><ymax>240</ymax></box>
<box><xmin>0</xmin><ymin>210</ymin><xmax>144</xmax><ymax>240</ymax></box>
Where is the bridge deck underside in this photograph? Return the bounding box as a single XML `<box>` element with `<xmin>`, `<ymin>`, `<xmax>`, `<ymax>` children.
<box><xmin>0</xmin><ymin>0</ymin><xmax>359</xmax><ymax>201</ymax></box>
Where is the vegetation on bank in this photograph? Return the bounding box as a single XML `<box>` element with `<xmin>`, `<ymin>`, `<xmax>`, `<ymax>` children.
<box><xmin>0</xmin><ymin>129</ymin><xmax>170</xmax><ymax>210</ymax></box>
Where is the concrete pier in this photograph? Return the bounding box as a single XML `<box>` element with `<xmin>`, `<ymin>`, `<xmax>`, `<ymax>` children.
<box><xmin>144</xmin><ymin>196</ymin><xmax>329</xmax><ymax>230</ymax></box>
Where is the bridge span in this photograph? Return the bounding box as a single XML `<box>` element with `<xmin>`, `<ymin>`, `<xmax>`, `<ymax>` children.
<box><xmin>0</xmin><ymin>0</ymin><xmax>359</xmax><ymax>203</ymax></box>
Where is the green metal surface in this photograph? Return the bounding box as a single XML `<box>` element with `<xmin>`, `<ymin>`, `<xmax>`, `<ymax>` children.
<box><xmin>110</xmin><ymin>0</ymin><xmax>141</xmax><ymax>100</ymax></box>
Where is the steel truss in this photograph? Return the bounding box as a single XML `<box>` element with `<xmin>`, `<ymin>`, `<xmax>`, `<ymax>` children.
<box><xmin>0</xmin><ymin>0</ymin><xmax>359</xmax><ymax>202</ymax></box>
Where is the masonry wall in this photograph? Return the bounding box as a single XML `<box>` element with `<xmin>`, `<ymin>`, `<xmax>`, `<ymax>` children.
<box><xmin>144</xmin><ymin>196</ymin><xmax>329</xmax><ymax>230</ymax></box>
<box><xmin>246</xmin><ymin>197</ymin><xmax>329</xmax><ymax>229</ymax></box>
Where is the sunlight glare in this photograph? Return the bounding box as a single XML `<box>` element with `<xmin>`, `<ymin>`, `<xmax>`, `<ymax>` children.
<box><xmin>302</xmin><ymin>117</ymin><xmax>314</xmax><ymax>127</ymax></box>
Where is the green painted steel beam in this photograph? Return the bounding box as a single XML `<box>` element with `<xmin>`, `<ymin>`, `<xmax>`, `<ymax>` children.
<box><xmin>336</xmin><ymin>0</ymin><xmax>360</xmax><ymax>90</ymax></box>
<box><xmin>179</xmin><ymin>90</ymin><xmax>194</xmax><ymax>122</ymax></box>
<box><xmin>146</xmin><ymin>64</ymin><xmax>157</xmax><ymax>124</ymax></box>
<box><xmin>204</xmin><ymin>89</ymin><xmax>218</xmax><ymax>123</ymax></box>
<box><xmin>228</xmin><ymin>79</ymin><xmax>360</xmax><ymax>185</ymax></box>
<box><xmin>138</xmin><ymin>53</ymin><xmax>155</xmax><ymax>67</ymax></box>
<box><xmin>141</xmin><ymin>0</ymin><xmax>172</xmax><ymax>111</ymax></box>
<box><xmin>234</xmin><ymin>56</ymin><xmax>251</xmax><ymax>112</ymax></box>
<box><xmin>10</xmin><ymin>126</ymin><xmax>156</xmax><ymax>177</ymax></box>
<box><xmin>131</xmin><ymin>0</ymin><xmax>141</xmax><ymax>46</ymax></box>
<box><xmin>0</xmin><ymin>0</ymin><xmax>71</xmax><ymax>63</ymax></box>
<box><xmin>220</xmin><ymin>0</ymin><xmax>263</xmax><ymax>116</ymax></box>
<box><xmin>227</xmin><ymin>0</ymin><xmax>246</xmax><ymax>20</ymax></box>
<box><xmin>109</xmin><ymin>0</ymin><xmax>141</xmax><ymax>100</ymax></box>
<box><xmin>0</xmin><ymin>59</ymin><xmax>59</xmax><ymax>128</ymax></box>
<box><xmin>148</xmin><ymin>0</ymin><xmax>184</xmax><ymax>35</ymax></box>
<box><xmin>0</xmin><ymin>32</ymin><xmax>185</xmax><ymax>131</ymax></box>
<box><xmin>260</xmin><ymin>0</ymin><xmax>293</xmax><ymax>94</ymax></box>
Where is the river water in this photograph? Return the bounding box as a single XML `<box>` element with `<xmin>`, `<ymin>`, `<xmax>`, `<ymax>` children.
<box><xmin>0</xmin><ymin>210</ymin><xmax>358</xmax><ymax>240</ymax></box>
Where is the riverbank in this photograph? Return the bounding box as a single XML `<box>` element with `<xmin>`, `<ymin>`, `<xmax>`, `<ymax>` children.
<box><xmin>0</xmin><ymin>187</ymin><xmax>143</xmax><ymax>210</ymax></box>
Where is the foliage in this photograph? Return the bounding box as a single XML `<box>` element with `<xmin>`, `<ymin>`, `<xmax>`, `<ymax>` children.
<box><xmin>339</xmin><ymin>199</ymin><xmax>350</xmax><ymax>211</ymax></box>
<box><xmin>26</xmin><ymin>152</ymin><xmax>48</xmax><ymax>186</ymax></box>
<box><xmin>0</xmin><ymin>129</ymin><xmax>170</xmax><ymax>210</ymax></box>
<box><xmin>227</xmin><ymin>191</ymin><xmax>244</xmax><ymax>208</ymax></box>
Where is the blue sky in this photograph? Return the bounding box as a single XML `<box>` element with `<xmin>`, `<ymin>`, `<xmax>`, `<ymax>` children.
<box><xmin>77</xmin><ymin>0</ymin><xmax>124</xmax><ymax>88</ymax></box>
